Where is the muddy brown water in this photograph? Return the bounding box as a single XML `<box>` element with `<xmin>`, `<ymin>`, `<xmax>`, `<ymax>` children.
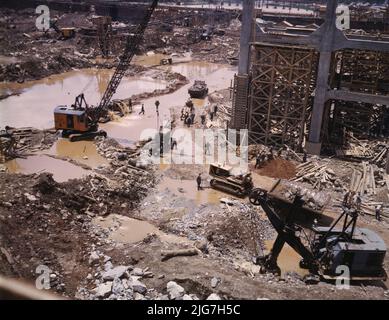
<box><xmin>0</xmin><ymin>68</ymin><xmax>167</xmax><ymax>129</ymax></box>
<box><xmin>157</xmin><ymin>176</ymin><xmax>223</xmax><ymax>205</ymax></box>
<box><xmin>264</xmin><ymin>240</ymin><xmax>309</xmax><ymax>278</ymax></box>
<box><xmin>47</xmin><ymin>139</ymin><xmax>108</xmax><ymax>168</ymax></box>
<box><xmin>5</xmin><ymin>154</ymin><xmax>90</xmax><ymax>182</ymax></box>
<box><xmin>93</xmin><ymin>214</ymin><xmax>190</xmax><ymax>245</ymax></box>
<box><xmin>1</xmin><ymin>60</ymin><xmax>235</xmax><ymax>180</ymax></box>
<box><xmin>101</xmin><ymin>61</ymin><xmax>236</xmax><ymax>144</ymax></box>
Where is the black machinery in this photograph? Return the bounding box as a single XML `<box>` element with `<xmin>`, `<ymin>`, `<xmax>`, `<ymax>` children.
<box><xmin>249</xmin><ymin>186</ymin><xmax>387</xmax><ymax>282</ymax></box>
<box><xmin>209</xmin><ymin>163</ymin><xmax>254</xmax><ymax>197</ymax></box>
<box><xmin>54</xmin><ymin>0</ymin><xmax>159</xmax><ymax>142</ymax></box>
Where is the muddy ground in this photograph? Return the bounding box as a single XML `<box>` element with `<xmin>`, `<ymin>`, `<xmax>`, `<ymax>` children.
<box><xmin>0</xmin><ymin>7</ymin><xmax>239</xmax><ymax>83</ymax></box>
<box><xmin>1</xmin><ymin>4</ymin><xmax>389</xmax><ymax>301</ymax></box>
<box><xmin>1</xmin><ymin>87</ymin><xmax>389</xmax><ymax>299</ymax></box>
<box><xmin>1</xmin><ymin>152</ymin><xmax>389</xmax><ymax>300</ymax></box>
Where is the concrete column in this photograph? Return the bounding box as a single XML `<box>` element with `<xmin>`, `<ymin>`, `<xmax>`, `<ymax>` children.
<box><xmin>306</xmin><ymin>0</ymin><xmax>338</xmax><ymax>155</ymax></box>
<box><xmin>238</xmin><ymin>0</ymin><xmax>255</xmax><ymax>75</ymax></box>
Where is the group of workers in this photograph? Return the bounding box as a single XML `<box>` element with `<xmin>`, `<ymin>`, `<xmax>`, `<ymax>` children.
<box><xmin>181</xmin><ymin>100</ymin><xmax>195</xmax><ymax>127</ymax></box>
<box><xmin>343</xmin><ymin>190</ymin><xmax>383</xmax><ymax>221</ymax></box>
<box><xmin>139</xmin><ymin>100</ymin><xmax>160</xmax><ymax>116</ymax></box>
<box><xmin>139</xmin><ymin>98</ymin><xmax>220</xmax><ymax>129</ymax></box>
<box><xmin>180</xmin><ymin>100</ymin><xmax>219</xmax><ymax>128</ymax></box>
<box><xmin>254</xmin><ymin>147</ymin><xmax>274</xmax><ymax>169</ymax></box>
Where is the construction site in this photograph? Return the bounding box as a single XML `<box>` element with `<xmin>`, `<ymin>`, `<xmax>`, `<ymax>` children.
<box><xmin>0</xmin><ymin>0</ymin><xmax>389</xmax><ymax>301</ymax></box>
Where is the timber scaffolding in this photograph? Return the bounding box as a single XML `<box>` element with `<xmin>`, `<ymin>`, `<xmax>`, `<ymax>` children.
<box><xmin>231</xmin><ymin>0</ymin><xmax>389</xmax><ymax>155</ymax></box>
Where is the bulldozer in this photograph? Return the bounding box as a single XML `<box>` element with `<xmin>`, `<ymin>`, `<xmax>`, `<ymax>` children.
<box><xmin>209</xmin><ymin>163</ymin><xmax>253</xmax><ymax>197</ymax></box>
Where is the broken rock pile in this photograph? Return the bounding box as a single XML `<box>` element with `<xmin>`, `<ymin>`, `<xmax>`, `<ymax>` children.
<box><xmin>77</xmin><ymin>251</ymin><xmax>222</xmax><ymax>300</ymax></box>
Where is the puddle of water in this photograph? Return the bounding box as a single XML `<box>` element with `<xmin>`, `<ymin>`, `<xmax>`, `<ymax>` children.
<box><xmin>46</xmin><ymin>139</ymin><xmax>108</xmax><ymax>168</ymax></box>
<box><xmin>133</xmin><ymin>53</ymin><xmax>168</xmax><ymax>66</ymax></box>
<box><xmin>0</xmin><ymin>68</ymin><xmax>167</xmax><ymax>129</ymax></box>
<box><xmin>133</xmin><ymin>52</ymin><xmax>192</xmax><ymax>67</ymax></box>
<box><xmin>5</xmin><ymin>154</ymin><xmax>89</xmax><ymax>182</ymax></box>
<box><xmin>101</xmin><ymin>62</ymin><xmax>236</xmax><ymax>142</ymax></box>
<box><xmin>157</xmin><ymin>176</ymin><xmax>223</xmax><ymax>205</ymax></box>
<box><xmin>264</xmin><ymin>240</ymin><xmax>309</xmax><ymax>278</ymax></box>
<box><xmin>93</xmin><ymin>214</ymin><xmax>189</xmax><ymax>244</ymax></box>
<box><xmin>0</xmin><ymin>60</ymin><xmax>235</xmax><ymax>153</ymax></box>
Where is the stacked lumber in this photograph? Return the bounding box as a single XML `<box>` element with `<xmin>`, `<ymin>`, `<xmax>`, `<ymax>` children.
<box><xmin>291</xmin><ymin>161</ymin><xmax>342</xmax><ymax>191</ymax></box>
<box><xmin>336</xmin><ymin>133</ymin><xmax>388</xmax><ymax>169</ymax></box>
<box><xmin>349</xmin><ymin>162</ymin><xmax>388</xmax><ymax>196</ymax></box>
<box><xmin>371</xmin><ymin>145</ymin><xmax>388</xmax><ymax>168</ymax></box>
<box><xmin>349</xmin><ymin>162</ymin><xmax>376</xmax><ymax>195</ymax></box>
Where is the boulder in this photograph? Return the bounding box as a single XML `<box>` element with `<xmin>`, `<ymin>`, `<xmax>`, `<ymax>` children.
<box><xmin>129</xmin><ymin>276</ymin><xmax>147</xmax><ymax>294</ymax></box>
<box><xmin>112</xmin><ymin>277</ymin><xmax>126</xmax><ymax>295</ymax></box>
<box><xmin>102</xmin><ymin>266</ymin><xmax>129</xmax><ymax>281</ymax></box>
<box><xmin>131</xmin><ymin>267</ymin><xmax>144</xmax><ymax>277</ymax></box>
<box><xmin>206</xmin><ymin>293</ymin><xmax>221</xmax><ymax>300</ymax></box>
<box><xmin>167</xmin><ymin>281</ymin><xmax>185</xmax><ymax>300</ymax></box>
<box><xmin>95</xmin><ymin>282</ymin><xmax>112</xmax><ymax>298</ymax></box>
<box><xmin>211</xmin><ymin>277</ymin><xmax>220</xmax><ymax>288</ymax></box>
<box><xmin>88</xmin><ymin>251</ymin><xmax>100</xmax><ymax>266</ymax></box>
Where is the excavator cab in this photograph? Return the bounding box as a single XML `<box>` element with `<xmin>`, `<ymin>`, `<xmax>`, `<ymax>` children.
<box><xmin>54</xmin><ymin>94</ymin><xmax>106</xmax><ymax>142</ymax></box>
<box><xmin>54</xmin><ymin>106</ymin><xmax>89</xmax><ymax>132</ymax></box>
<box><xmin>60</xmin><ymin>27</ymin><xmax>76</xmax><ymax>39</ymax></box>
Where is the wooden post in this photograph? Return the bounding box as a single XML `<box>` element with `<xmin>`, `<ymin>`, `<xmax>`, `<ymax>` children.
<box><xmin>386</xmin><ymin>148</ymin><xmax>389</xmax><ymax>174</ymax></box>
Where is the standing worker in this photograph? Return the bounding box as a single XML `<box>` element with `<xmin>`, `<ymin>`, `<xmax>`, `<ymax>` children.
<box><xmin>375</xmin><ymin>205</ymin><xmax>382</xmax><ymax>221</ymax></box>
<box><xmin>303</xmin><ymin>150</ymin><xmax>307</xmax><ymax>163</ymax></box>
<box><xmin>196</xmin><ymin>173</ymin><xmax>202</xmax><ymax>191</ymax></box>
<box><xmin>200</xmin><ymin>113</ymin><xmax>206</xmax><ymax>125</ymax></box>
<box><xmin>139</xmin><ymin>104</ymin><xmax>145</xmax><ymax>115</ymax></box>
<box><xmin>355</xmin><ymin>192</ymin><xmax>362</xmax><ymax>212</ymax></box>
<box><xmin>255</xmin><ymin>153</ymin><xmax>261</xmax><ymax>169</ymax></box>
<box><xmin>213</xmin><ymin>104</ymin><xmax>218</xmax><ymax>115</ymax></box>
<box><xmin>342</xmin><ymin>190</ymin><xmax>350</xmax><ymax>207</ymax></box>
<box><xmin>190</xmin><ymin>113</ymin><xmax>195</xmax><ymax>126</ymax></box>
<box><xmin>204</xmin><ymin>141</ymin><xmax>210</xmax><ymax>155</ymax></box>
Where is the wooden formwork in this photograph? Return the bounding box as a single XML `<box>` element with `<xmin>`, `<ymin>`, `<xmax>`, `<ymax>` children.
<box><xmin>247</xmin><ymin>43</ymin><xmax>318</xmax><ymax>150</ymax></box>
<box><xmin>331</xmin><ymin>49</ymin><xmax>389</xmax><ymax>141</ymax></box>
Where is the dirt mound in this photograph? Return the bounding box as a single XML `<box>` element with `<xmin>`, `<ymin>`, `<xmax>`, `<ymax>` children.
<box><xmin>34</xmin><ymin>172</ymin><xmax>58</xmax><ymax>194</ymax></box>
<box><xmin>0</xmin><ymin>166</ymin><xmax>154</xmax><ymax>297</ymax></box>
<box><xmin>255</xmin><ymin>158</ymin><xmax>296</xmax><ymax>179</ymax></box>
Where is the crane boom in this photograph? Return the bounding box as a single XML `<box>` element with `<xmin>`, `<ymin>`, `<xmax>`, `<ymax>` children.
<box><xmin>96</xmin><ymin>0</ymin><xmax>159</xmax><ymax>116</ymax></box>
